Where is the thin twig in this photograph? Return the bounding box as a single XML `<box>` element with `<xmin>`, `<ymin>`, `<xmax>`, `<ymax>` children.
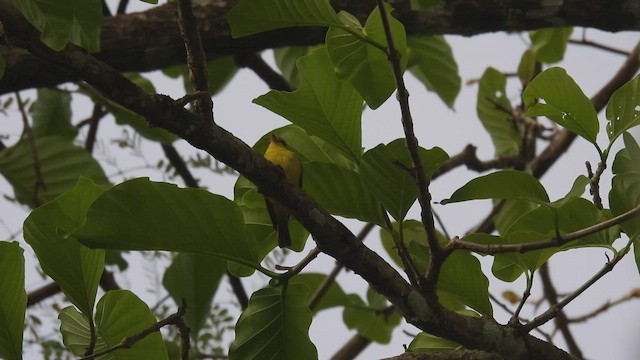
<box><xmin>80</xmin><ymin>300</ymin><xmax>188</xmax><ymax>360</ymax></box>
<box><xmin>85</xmin><ymin>104</ymin><xmax>107</xmax><ymax>153</ymax></box>
<box><xmin>508</xmin><ymin>273</ymin><xmax>534</xmax><ymax>326</ymax></box>
<box><xmin>15</xmin><ymin>91</ymin><xmax>46</xmax><ymax>205</ymax></box>
<box><xmin>307</xmin><ymin>223</ymin><xmax>375</xmax><ymax>310</ymax></box>
<box><xmin>176</xmin><ymin>0</ymin><xmax>213</xmax><ymax>121</ymax></box>
<box><xmin>586</xmin><ymin>161</ymin><xmax>606</xmax><ymax>210</ymax></box>
<box><xmin>374</xmin><ymin>0</ymin><xmax>442</xmax><ymax>296</ymax></box>
<box><xmin>568</xmin><ymin>39</ymin><xmax>630</xmax><ymax>56</ymax></box>
<box><xmin>235</xmin><ymin>52</ymin><xmax>293</xmax><ymax>92</ymax></box>
<box><xmin>566</xmin><ymin>288</ymin><xmax>640</xmax><ymax>323</ymax></box>
<box><xmin>538</xmin><ymin>263</ymin><xmax>583</xmax><ymax>358</ymax></box>
<box><xmin>521</xmin><ymin>240</ymin><xmax>634</xmax><ymax>334</ymax></box>
<box><xmin>447</xmin><ymin>202</ymin><xmax>640</xmax><ymax>255</ymax></box>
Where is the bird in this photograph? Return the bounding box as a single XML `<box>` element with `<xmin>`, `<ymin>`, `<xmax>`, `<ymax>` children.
<box><xmin>263</xmin><ymin>134</ymin><xmax>302</xmax><ymax>248</ymax></box>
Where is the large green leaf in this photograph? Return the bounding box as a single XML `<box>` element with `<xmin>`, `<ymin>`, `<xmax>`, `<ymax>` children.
<box><xmin>229</xmin><ymin>284</ymin><xmax>316</xmax><ymax>360</ymax></box>
<box><xmin>255</xmin><ymin>48</ymin><xmax>363</xmax><ymax>163</ymax></box>
<box><xmin>23</xmin><ymin>177</ymin><xmax>105</xmax><ymax>316</ymax></box>
<box><xmin>343</xmin><ymin>289</ymin><xmax>402</xmax><ymax>343</ymax></box>
<box><xmin>326</xmin><ymin>6</ymin><xmax>407</xmax><ymax>109</ymax></box>
<box><xmin>408</xmin><ymin>36</ymin><xmax>461</xmax><ymax>108</ymax></box>
<box><xmin>523</xmin><ymin>67</ymin><xmax>599</xmax><ymax>145</ymax></box>
<box><xmin>529</xmin><ymin>28</ymin><xmax>573</xmax><ymax>64</ymax></box>
<box><xmin>606</xmin><ymin>74</ymin><xmax>640</xmax><ymax>142</ymax></box>
<box><xmin>162</xmin><ymin>253</ymin><xmax>227</xmax><ymax>337</ymax></box>
<box><xmin>289</xmin><ymin>273</ymin><xmax>349</xmax><ymax>313</ymax></box>
<box><xmin>59</xmin><ymin>290</ymin><xmax>169</xmax><ymax>359</ymax></box>
<box><xmin>477</xmin><ymin>68</ymin><xmax>521</xmax><ymax>156</ymax></box>
<box><xmin>31</xmin><ymin>89</ymin><xmax>77</xmax><ymax>140</ymax></box>
<box><xmin>227</xmin><ymin>0</ymin><xmax>340</xmax><ymax>37</ymax></box>
<box><xmin>0</xmin><ymin>242</ymin><xmax>25</xmax><ymax>360</ymax></box>
<box><xmin>441</xmin><ymin>170</ymin><xmax>550</xmax><ymax>205</ymax></box>
<box><xmin>12</xmin><ymin>0</ymin><xmax>102</xmax><ymax>52</ymax></box>
<box><xmin>274</xmin><ymin>47</ymin><xmax>310</xmax><ymax>87</ymax></box>
<box><xmin>304</xmin><ymin>162</ymin><xmax>386</xmax><ymax>225</ymax></box>
<box><xmin>0</xmin><ymin>136</ymin><xmax>110</xmax><ymax>208</ymax></box>
<box><xmin>74</xmin><ymin>178</ymin><xmax>260</xmax><ymax>276</ymax></box>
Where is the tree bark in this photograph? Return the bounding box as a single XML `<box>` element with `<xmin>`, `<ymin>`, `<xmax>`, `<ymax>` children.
<box><xmin>1</xmin><ymin>0</ymin><xmax>638</xmax><ymax>94</ymax></box>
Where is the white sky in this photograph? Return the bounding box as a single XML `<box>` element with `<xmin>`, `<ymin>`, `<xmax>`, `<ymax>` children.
<box><xmin>1</xmin><ymin>2</ymin><xmax>639</xmax><ymax>359</ymax></box>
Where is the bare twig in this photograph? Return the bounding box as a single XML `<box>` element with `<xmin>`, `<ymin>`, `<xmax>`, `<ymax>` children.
<box><xmin>508</xmin><ymin>273</ymin><xmax>533</xmax><ymax>327</ymax></box>
<box><xmin>176</xmin><ymin>0</ymin><xmax>213</xmax><ymax>120</ymax></box>
<box><xmin>567</xmin><ymin>288</ymin><xmax>640</xmax><ymax>323</ymax></box>
<box><xmin>26</xmin><ymin>282</ymin><xmax>61</xmax><ymax>307</ymax></box>
<box><xmin>538</xmin><ymin>263</ymin><xmax>583</xmax><ymax>358</ymax></box>
<box><xmin>15</xmin><ymin>91</ymin><xmax>46</xmax><ymax>205</ymax></box>
<box><xmin>521</xmin><ymin>240</ymin><xmax>634</xmax><ymax>334</ymax></box>
<box><xmin>116</xmin><ymin>0</ymin><xmax>129</xmax><ymax>15</ymax></box>
<box><xmin>586</xmin><ymin>161</ymin><xmax>606</xmax><ymax>210</ymax></box>
<box><xmin>331</xmin><ymin>333</ymin><xmax>371</xmax><ymax>360</ymax></box>
<box><xmin>568</xmin><ymin>39</ymin><xmax>629</xmax><ymax>56</ymax></box>
<box><xmin>308</xmin><ymin>223</ymin><xmax>375</xmax><ymax>310</ymax></box>
<box><xmin>85</xmin><ymin>104</ymin><xmax>107</xmax><ymax>153</ymax></box>
<box><xmin>235</xmin><ymin>52</ymin><xmax>293</xmax><ymax>92</ymax></box>
<box><xmin>374</xmin><ymin>0</ymin><xmax>442</xmax><ymax>296</ymax></box>
<box><xmin>433</xmin><ymin>145</ymin><xmax>522</xmax><ymax>180</ymax></box>
<box><xmin>447</xmin><ymin>202</ymin><xmax>640</xmax><ymax>255</ymax></box>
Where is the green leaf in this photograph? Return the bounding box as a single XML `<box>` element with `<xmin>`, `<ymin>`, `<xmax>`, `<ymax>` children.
<box><xmin>0</xmin><ymin>242</ymin><xmax>26</xmax><ymax>360</ymax></box>
<box><xmin>227</xmin><ymin>0</ymin><xmax>340</xmax><ymax>37</ymax></box>
<box><xmin>360</xmin><ymin>142</ymin><xmax>418</xmax><ymax>221</ymax></box>
<box><xmin>31</xmin><ymin>89</ymin><xmax>77</xmax><ymax>140</ymax></box>
<box><xmin>441</xmin><ymin>170</ymin><xmax>550</xmax><ymax>205</ymax></box>
<box><xmin>162</xmin><ymin>253</ymin><xmax>227</xmax><ymax>337</ymax></box>
<box><xmin>0</xmin><ymin>136</ymin><xmax>110</xmax><ymax>208</ymax></box>
<box><xmin>326</xmin><ymin>6</ymin><xmax>407</xmax><ymax>109</ymax></box>
<box><xmin>74</xmin><ymin>178</ymin><xmax>259</xmax><ymax>276</ymax></box>
<box><xmin>304</xmin><ymin>162</ymin><xmax>386</xmax><ymax>225</ymax></box>
<box><xmin>610</xmin><ymin>133</ymin><xmax>640</xmax><ymax>239</ymax></box>
<box><xmin>524</xmin><ymin>67</ymin><xmax>599</xmax><ymax>145</ymax></box>
<box><xmin>606</xmin><ymin>74</ymin><xmax>640</xmax><ymax>142</ymax></box>
<box><xmin>382</xmin><ymin>221</ymin><xmax>491</xmax><ymax>315</ymax></box>
<box><xmin>229</xmin><ymin>284</ymin><xmax>316</xmax><ymax>360</ymax></box>
<box><xmin>408</xmin><ymin>36</ymin><xmax>461</xmax><ymax>108</ymax></box>
<box><xmin>274</xmin><ymin>47</ymin><xmax>309</xmax><ymax>87</ymax></box>
<box><xmin>529</xmin><ymin>28</ymin><xmax>573</xmax><ymax>64</ymax></box>
<box><xmin>289</xmin><ymin>273</ymin><xmax>349</xmax><ymax>313</ymax></box>
<box><xmin>162</xmin><ymin>56</ymin><xmax>238</xmax><ymax>95</ymax></box>
<box><xmin>12</xmin><ymin>0</ymin><xmax>102</xmax><ymax>52</ymax></box>
<box><xmin>60</xmin><ymin>290</ymin><xmax>169</xmax><ymax>359</ymax></box>
<box><xmin>343</xmin><ymin>289</ymin><xmax>402</xmax><ymax>343</ymax></box>
<box><xmin>408</xmin><ymin>332</ymin><xmax>460</xmax><ymax>352</ymax></box>
<box><xmin>255</xmin><ymin>48</ymin><xmax>363</xmax><ymax>163</ymax></box>
<box><xmin>477</xmin><ymin>68</ymin><xmax>521</xmax><ymax>156</ymax></box>
<box><xmin>23</xmin><ymin>177</ymin><xmax>105</xmax><ymax>316</ymax></box>
<box><xmin>517</xmin><ymin>49</ymin><xmax>537</xmax><ymax>85</ymax></box>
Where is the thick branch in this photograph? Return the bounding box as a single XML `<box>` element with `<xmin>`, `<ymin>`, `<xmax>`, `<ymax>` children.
<box><xmin>2</xmin><ymin>0</ymin><xmax>640</xmax><ymax>93</ymax></box>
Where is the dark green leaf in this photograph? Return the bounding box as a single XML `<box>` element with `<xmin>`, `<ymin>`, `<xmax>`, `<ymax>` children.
<box><xmin>0</xmin><ymin>136</ymin><xmax>110</xmax><ymax>208</ymax></box>
<box><xmin>23</xmin><ymin>177</ymin><xmax>105</xmax><ymax>316</ymax></box>
<box><xmin>477</xmin><ymin>68</ymin><xmax>520</xmax><ymax>156</ymax></box>
<box><xmin>524</xmin><ymin>67</ymin><xmax>599</xmax><ymax>145</ymax></box>
<box><xmin>60</xmin><ymin>290</ymin><xmax>169</xmax><ymax>359</ymax></box>
<box><xmin>255</xmin><ymin>48</ymin><xmax>363</xmax><ymax>163</ymax></box>
<box><xmin>163</xmin><ymin>253</ymin><xmax>227</xmax><ymax>337</ymax></box>
<box><xmin>326</xmin><ymin>6</ymin><xmax>407</xmax><ymax>109</ymax></box>
<box><xmin>289</xmin><ymin>273</ymin><xmax>349</xmax><ymax>313</ymax></box>
<box><xmin>229</xmin><ymin>284</ymin><xmax>316</xmax><ymax>360</ymax></box>
<box><xmin>274</xmin><ymin>47</ymin><xmax>309</xmax><ymax>87</ymax></box>
<box><xmin>0</xmin><ymin>242</ymin><xmax>25</xmax><ymax>360</ymax></box>
<box><xmin>408</xmin><ymin>332</ymin><xmax>460</xmax><ymax>352</ymax></box>
<box><xmin>517</xmin><ymin>49</ymin><xmax>537</xmax><ymax>85</ymax></box>
<box><xmin>227</xmin><ymin>0</ymin><xmax>340</xmax><ymax>37</ymax></box>
<box><xmin>343</xmin><ymin>290</ymin><xmax>401</xmax><ymax>343</ymax></box>
<box><xmin>606</xmin><ymin>74</ymin><xmax>640</xmax><ymax>142</ymax></box>
<box><xmin>441</xmin><ymin>170</ymin><xmax>550</xmax><ymax>205</ymax></box>
<box><xmin>31</xmin><ymin>89</ymin><xmax>77</xmax><ymax>140</ymax></box>
<box><xmin>408</xmin><ymin>36</ymin><xmax>461</xmax><ymax>108</ymax></box>
<box><xmin>12</xmin><ymin>0</ymin><xmax>102</xmax><ymax>52</ymax></box>
<box><xmin>530</xmin><ymin>28</ymin><xmax>573</xmax><ymax>64</ymax></box>
<box><xmin>74</xmin><ymin>178</ymin><xmax>260</xmax><ymax>276</ymax></box>
<box><xmin>304</xmin><ymin>162</ymin><xmax>386</xmax><ymax>225</ymax></box>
